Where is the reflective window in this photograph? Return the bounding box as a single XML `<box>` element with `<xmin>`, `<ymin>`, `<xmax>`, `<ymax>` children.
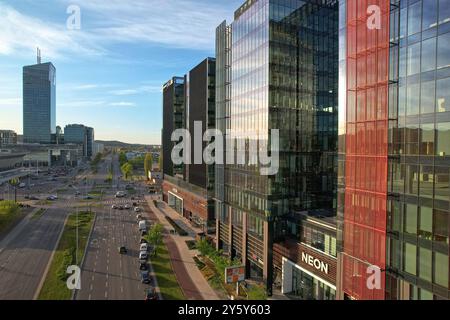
<box><xmin>407</xmin><ymin>82</ymin><xmax>420</xmax><ymax>115</ymax></box>
<box><xmin>437</xmin><ymin>32</ymin><xmax>450</xmax><ymax>69</ymax></box>
<box><xmin>407</xmin><ymin>43</ymin><xmax>421</xmax><ymax>76</ymax></box>
<box><xmin>439</xmin><ymin>0</ymin><xmax>450</xmax><ymax>25</ymax></box>
<box><xmin>422</xmin><ymin>0</ymin><xmax>438</xmax><ymax>30</ymax></box>
<box><xmin>404</xmin><ymin>243</ymin><xmax>417</xmax><ymax>275</ymax></box>
<box><xmin>434</xmin><ymin>252</ymin><xmax>449</xmax><ymax>288</ymax></box>
<box><xmin>405</xmin><ymin>165</ymin><xmax>419</xmax><ymax>195</ymax></box>
<box><xmin>405</xmin><ymin>204</ymin><xmax>418</xmax><ymax>234</ymax></box>
<box><xmin>420</xmin><ymin>81</ymin><xmax>436</xmax><ymax>115</ymax></box>
<box><xmin>408</xmin><ymin>1</ymin><xmax>422</xmax><ymax>36</ymax></box>
<box><xmin>436</xmin><ymin>122</ymin><xmax>450</xmax><ymax>156</ymax></box>
<box><xmin>433</xmin><ymin>209</ymin><xmax>449</xmax><ymax>243</ymax></box>
<box><xmin>419</xmin><ymin>123</ymin><xmax>435</xmax><ymax>155</ymax></box>
<box><xmin>434</xmin><ymin>166</ymin><xmax>450</xmax><ymax>201</ymax></box>
<box><xmin>419</xmin><ymin>247</ymin><xmax>432</xmax><ymax>282</ymax></box>
<box><xmin>436</xmin><ymin>77</ymin><xmax>450</xmax><ymax>112</ymax></box>
<box><xmin>421</xmin><ymin>38</ymin><xmax>437</xmax><ymax>72</ymax></box>
<box><xmin>418</xmin><ymin>206</ymin><xmax>433</xmax><ymax>239</ymax></box>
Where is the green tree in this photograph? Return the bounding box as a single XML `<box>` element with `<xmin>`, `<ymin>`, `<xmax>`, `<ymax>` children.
<box><xmin>144</xmin><ymin>153</ymin><xmax>153</xmax><ymax>180</ymax></box>
<box><xmin>147</xmin><ymin>223</ymin><xmax>164</xmax><ymax>257</ymax></box>
<box><xmin>8</xmin><ymin>178</ymin><xmax>20</xmax><ymax>203</ymax></box>
<box><xmin>120</xmin><ymin>162</ymin><xmax>133</xmax><ymax>180</ymax></box>
<box><xmin>118</xmin><ymin>152</ymin><xmax>127</xmax><ymax>166</ymax></box>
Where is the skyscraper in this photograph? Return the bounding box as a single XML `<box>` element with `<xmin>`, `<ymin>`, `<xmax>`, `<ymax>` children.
<box><xmin>64</xmin><ymin>124</ymin><xmax>94</xmax><ymax>159</ymax></box>
<box><xmin>215</xmin><ymin>0</ymin><xmax>339</xmax><ymax>295</ymax></box>
<box><xmin>23</xmin><ymin>61</ymin><xmax>56</xmax><ymax>144</ymax></box>
<box><xmin>337</xmin><ymin>0</ymin><xmax>450</xmax><ymax>300</ymax></box>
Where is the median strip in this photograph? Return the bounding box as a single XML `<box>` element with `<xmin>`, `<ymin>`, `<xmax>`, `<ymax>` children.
<box><xmin>37</xmin><ymin>211</ymin><xmax>95</xmax><ymax>300</ymax></box>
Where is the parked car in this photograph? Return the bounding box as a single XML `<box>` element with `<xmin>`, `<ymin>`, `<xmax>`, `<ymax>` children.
<box><xmin>145</xmin><ymin>287</ymin><xmax>158</xmax><ymax>301</ymax></box>
<box><xmin>112</xmin><ymin>204</ymin><xmax>118</xmax><ymax>210</ymax></box>
<box><xmin>134</xmin><ymin>207</ymin><xmax>142</xmax><ymax>212</ymax></box>
<box><xmin>140</xmin><ymin>238</ymin><xmax>148</xmax><ymax>244</ymax></box>
<box><xmin>141</xmin><ymin>271</ymin><xmax>151</xmax><ymax>284</ymax></box>
<box><xmin>139</xmin><ymin>251</ymin><xmax>148</xmax><ymax>262</ymax></box>
<box><xmin>139</xmin><ymin>263</ymin><xmax>148</xmax><ymax>271</ymax></box>
<box><xmin>140</xmin><ymin>243</ymin><xmax>148</xmax><ymax>252</ymax></box>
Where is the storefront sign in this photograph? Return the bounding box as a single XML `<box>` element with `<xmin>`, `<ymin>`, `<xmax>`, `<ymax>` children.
<box><xmin>301</xmin><ymin>252</ymin><xmax>329</xmax><ymax>275</ymax></box>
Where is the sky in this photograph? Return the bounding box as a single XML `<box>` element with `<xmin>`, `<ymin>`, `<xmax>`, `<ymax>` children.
<box><xmin>0</xmin><ymin>0</ymin><xmax>242</xmax><ymax>145</ymax></box>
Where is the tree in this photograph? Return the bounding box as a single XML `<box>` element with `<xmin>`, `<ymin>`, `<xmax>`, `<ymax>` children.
<box><xmin>144</xmin><ymin>153</ymin><xmax>153</xmax><ymax>180</ymax></box>
<box><xmin>120</xmin><ymin>162</ymin><xmax>133</xmax><ymax>180</ymax></box>
<box><xmin>147</xmin><ymin>223</ymin><xmax>164</xmax><ymax>257</ymax></box>
<box><xmin>9</xmin><ymin>178</ymin><xmax>19</xmax><ymax>203</ymax></box>
<box><xmin>118</xmin><ymin>152</ymin><xmax>127</xmax><ymax>166</ymax></box>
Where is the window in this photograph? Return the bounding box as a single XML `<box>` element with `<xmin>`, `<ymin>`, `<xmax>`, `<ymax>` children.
<box><xmin>408</xmin><ymin>43</ymin><xmax>421</xmax><ymax>76</ymax></box>
<box><xmin>405</xmin><ymin>204</ymin><xmax>418</xmax><ymax>235</ymax></box>
<box><xmin>439</xmin><ymin>0</ymin><xmax>450</xmax><ymax>25</ymax></box>
<box><xmin>437</xmin><ymin>33</ymin><xmax>450</xmax><ymax>69</ymax></box>
<box><xmin>434</xmin><ymin>166</ymin><xmax>450</xmax><ymax>202</ymax></box>
<box><xmin>433</xmin><ymin>209</ymin><xmax>449</xmax><ymax>243</ymax></box>
<box><xmin>421</xmin><ymin>38</ymin><xmax>437</xmax><ymax>72</ymax></box>
<box><xmin>420</xmin><ymin>123</ymin><xmax>435</xmax><ymax>155</ymax></box>
<box><xmin>408</xmin><ymin>1</ymin><xmax>422</xmax><ymax>36</ymax></box>
<box><xmin>436</xmin><ymin>122</ymin><xmax>450</xmax><ymax>156</ymax></box>
<box><xmin>405</xmin><ymin>165</ymin><xmax>419</xmax><ymax>196</ymax></box>
<box><xmin>407</xmin><ymin>83</ymin><xmax>420</xmax><ymax>115</ymax></box>
<box><xmin>419</xmin><ymin>207</ymin><xmax>433</xmax><ymax>239</ymax></box>
<box><xmin>421</xmin><ymin>81</ymin><xmax>436</xmax><ymax>115</ymax></box>
<box><xmin>434</xmin><ymin>252</ymin><xmax>449</xmax><ymax>288</ymax></box>
<box><xmin>419</xmin><ymin>247</ymin><xmax>432</xmax><ymax>282</ymax></box>
<box><xmin>404</xmin><ymin>243</ymin><xmax>417</xmax><ymax>275</ymax></box>
<box><xmin>436</xmin><ymin>77</ymin><xmax>450</xmax><ymax>112</ymax></box>
<box><xmin>422</xmin><ymin>0</ymin><xmax>438</xmax><ymax>30</ymax></box>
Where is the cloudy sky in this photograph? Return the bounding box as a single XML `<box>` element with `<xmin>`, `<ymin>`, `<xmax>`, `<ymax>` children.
<box><xmin>0</xmin><ymin>0</ymin><xmax>242</xmax><ymax>144</ymax></box>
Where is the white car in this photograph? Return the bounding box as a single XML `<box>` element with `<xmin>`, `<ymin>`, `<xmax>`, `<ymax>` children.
<box><xmin>140</xmin><ymin>243</ymin><xmax>148</xmax><ymax>252</ymax></box>
<box><xmin>124</xmin><ymin>204</ymin><xmax>131</xmax><ymax>210</ymax></box>
<box><xmin>139</xmin><ymin>251</ymin><xmax>148</xmax><ymax>261</ymax></box>
<box><xmin>111</xmin><ymin>204</ymin><xmax>118</xmax><ymax>210</ymax></box>
<box><xmin>134</xmin><ymin>207</ymin><xmax>142</xmax><ymax>212</ymax></box>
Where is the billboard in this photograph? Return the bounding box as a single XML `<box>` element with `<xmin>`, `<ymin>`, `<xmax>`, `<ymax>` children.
<box><xmin>225</xmin><ymin>266</ymin><xmax>245</xmax><ymax>284</ymax></box>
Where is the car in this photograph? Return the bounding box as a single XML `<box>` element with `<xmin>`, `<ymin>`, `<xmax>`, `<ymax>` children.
<box><xmin>141</xmin><ymin>230</ymin><xmax>148</xmax><ymax>237</ymax></box>
<box><xmin>19</xmin><ymin>183</ymin><xmax>26</xmax><ymax>188</ymax></box>
<box><xmin>118</xmin><ymin>205</ymin><xmax>124</xmax><ymax>210</ymax></box>
<box><xmin>47</xmin><ymin>195</ymin><xmax>57</xmax><ymax>201</ymax></box>
<box><xmin>139</xmin><ymin>251</ymin><xmax>148</xmax><ymax>261</ymax></box>
<box><xmin>136</xmin><ymin>214</ymin><xmax>143</xmax><ymax>221</ymax></box>
<box><xmin>140</xmin><ymin>238</ymin><xmax>148</xmax><ymax>244</ymax></box>
<box><xmin>140</xmin><ymin>243</ymin><xmax>148</xmax><ymax>252</ymax></box>
<box><xmin>139</xmin><ymin>263</ymin><xmax>148</xmax><ymax>271</ymax></box>
<box><xmin>82</xmin><ymin>195</ymin><xmax>93</xmax><ymax>200</ymax></box>
<box><xmin>145</xmin><ymin>287</ymin><xmax>158</xmax><ymax>301</ymax></box>
<box><xmin>29</xmin><ymin>196</ymin><xmax>39</xmax><ymax>201</ymax></box>
<box><xmin>118</xmin><ymin>246</ymin><xmax>127</xmax><ymax>254</ymax></box>
<box><xmin>134</xmin><ymin>207</ymin><xmax>142</xmax><ymax>212</ymax></box>
<box><xmin>111</xmin><ymin>204</ymin><xmax>118</xmax><ymax>210</ymax></box>
<box><xmin>141</xmin><ymin>271</ymin><xmax>151</xmax><ymax>284</ymax></box>
<box><xmin>75</xmin><ymin>191</ymin><xmax>81</xmax><ymax>196</ymax></box>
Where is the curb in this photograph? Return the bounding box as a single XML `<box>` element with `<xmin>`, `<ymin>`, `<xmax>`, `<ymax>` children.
<box><xmin>72</xmin><ymin>212</ymin><xmax>97</xmax><ymax>300</ymax></box>
<box><xmin>33</xmin><ymin>213</ymin><xmax>70</xmax><ymax>300</ymax></box>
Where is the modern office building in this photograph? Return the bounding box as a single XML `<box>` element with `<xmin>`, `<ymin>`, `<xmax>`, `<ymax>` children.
<box><xmin>162</xmin><ymin>59</ymin><xmax>217</xmax><ymax>233</ymax></box>
<box><xmin>0</xmin><ymin>130</ymin><xmax>18</xmax><ymax>146</ymax></box>
<box><xmin>64</xmin><ymin>124</ymin><xmax>94</xmax><ymax>158</ymax></box>
<box><xmin>23</xmin><ymin>61</ymin><xmax>56</xmax><ymax>144</ymax></box>
<box><xmin>215</xmin><ymin>0</ymin><xmax>339</xmax><ymax>296</ymax></box>
<box><xmin>337</xmin><ymin>0</ymin><xmax>450</xmax><ymax>300</ymax></box>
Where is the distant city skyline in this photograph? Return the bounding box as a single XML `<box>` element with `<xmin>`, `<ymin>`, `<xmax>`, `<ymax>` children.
<box><xmin>0</xmin><ymin>0</ymin><xmax>243</xmax><ymax>145</ymax></box>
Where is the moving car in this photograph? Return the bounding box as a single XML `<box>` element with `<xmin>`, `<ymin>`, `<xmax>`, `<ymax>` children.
<box><xmin>118</xmin><ymin>246</ymin><xmax>127</xmax><ymax>254</ymax></box>
<box><xmin>145</xmin><ymin>287</ymin><xmax>158</xmax><ymax>301</ymax></box>
<box><xmin>115</xmin><ymin>191</ymin><xmax>126</xmax><ymax>198</ymax></box>
<box><xmin>47</xmin><ymin>195</ymin><xmax>58</xmax><ymax>201</ymax></box>
<box><xmin>141</xmin><ymin>271</ymin><xmax>151</xmax><ymax>284</ymax></box>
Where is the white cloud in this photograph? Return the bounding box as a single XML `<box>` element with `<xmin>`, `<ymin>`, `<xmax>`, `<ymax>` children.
<box><xmin>109</xmin><ymin>85</ymin><xmax>161</xmax><ymax>96</ymax></box>
<box><xmin>0</xmin><ymin>3</ymin><xmax>105</xmax><ymax>59</ymax></box>
<box><xmin>0</xmin><ymin>98</ymin><xmax>22</xmax><ymax>107</ymax></box>
<box><xmin>109</xmin><ymin>102</ymin><xmax>136</xmax><ymax>107</ymax></box>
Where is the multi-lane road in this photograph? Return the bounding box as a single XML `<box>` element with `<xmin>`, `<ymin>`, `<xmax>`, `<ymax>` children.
<box><xmin>0</xmin><ymin>153</ymin><xmax>157</xmax><ymax>300</ymax></box>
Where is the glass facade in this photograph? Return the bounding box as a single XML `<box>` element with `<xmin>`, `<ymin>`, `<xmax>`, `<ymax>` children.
<box><xmin>387</xmin><ymin>0</ymin><xmax>450</xmax><ymax>300</ymax></box>
<box><xmin>23</xmin><ymin>62</ymin><xmax>56</xmax><ymax>144</ymax></box>
<box><xmin>290</xmin><ymin>267</ymin><xmax>336</xmax><ymax>300</ymax></box>
<box><xmin>217</xmin><ymin>0</ymin><xmax>338</xmax><ymax>293</ymax></box>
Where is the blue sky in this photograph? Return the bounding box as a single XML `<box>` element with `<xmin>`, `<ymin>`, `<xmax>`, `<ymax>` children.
<box><xmin>0</xmin><ymin>0</ymin><xmax>242</xmax><ymax>144</ymax></box>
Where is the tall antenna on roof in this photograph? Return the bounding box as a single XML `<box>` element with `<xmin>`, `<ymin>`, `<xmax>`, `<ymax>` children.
<box><xmin>37</xmin><ymin>47</ymin><xmax>41</xmax><ymax>64</ymax></box>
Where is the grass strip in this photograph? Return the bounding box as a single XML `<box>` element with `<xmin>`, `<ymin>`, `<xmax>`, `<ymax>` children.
<box><xmin>38</xmin><ymin>211</ymin><xmax>95</xmax><ymax>300</ymax></box>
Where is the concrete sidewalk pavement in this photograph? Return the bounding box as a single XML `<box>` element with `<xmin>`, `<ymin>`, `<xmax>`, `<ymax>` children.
<box><xmin>144</xmin><ymin>196</ymin><xmax>220</xmax><ymax>300</ymax></box>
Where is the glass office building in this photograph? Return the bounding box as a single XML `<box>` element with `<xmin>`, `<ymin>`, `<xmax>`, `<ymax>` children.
<box><xmin>338</xmin><ymin>0</ymin><xmax>450</xmax><ymax>300</ymax></box>
<box><xmin>23</xmin><ymin>62</ymin><xmax>56</xmax><ymax>144</ymax></box>
<box><xmin>216</xmin><ymin>0</ymin><xmax>338</xmax><ymax>294</ymax></box>
<box><xmin>64</xmin><ymin>124</ymin><xmax>94</xmax><ymax>159</ymax></box>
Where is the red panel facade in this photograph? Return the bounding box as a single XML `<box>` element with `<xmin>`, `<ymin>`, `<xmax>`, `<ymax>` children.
<box><xmin>342</xmin><ymin>0</ymin><xmax>390</xmax><ymax>300</ymax></box>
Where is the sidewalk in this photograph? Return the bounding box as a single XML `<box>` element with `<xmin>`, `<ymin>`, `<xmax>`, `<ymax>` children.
<box><xmin>144</xmin><ymin>196</ymin><xmax>220</xmax><ymax>300</ymax></box>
